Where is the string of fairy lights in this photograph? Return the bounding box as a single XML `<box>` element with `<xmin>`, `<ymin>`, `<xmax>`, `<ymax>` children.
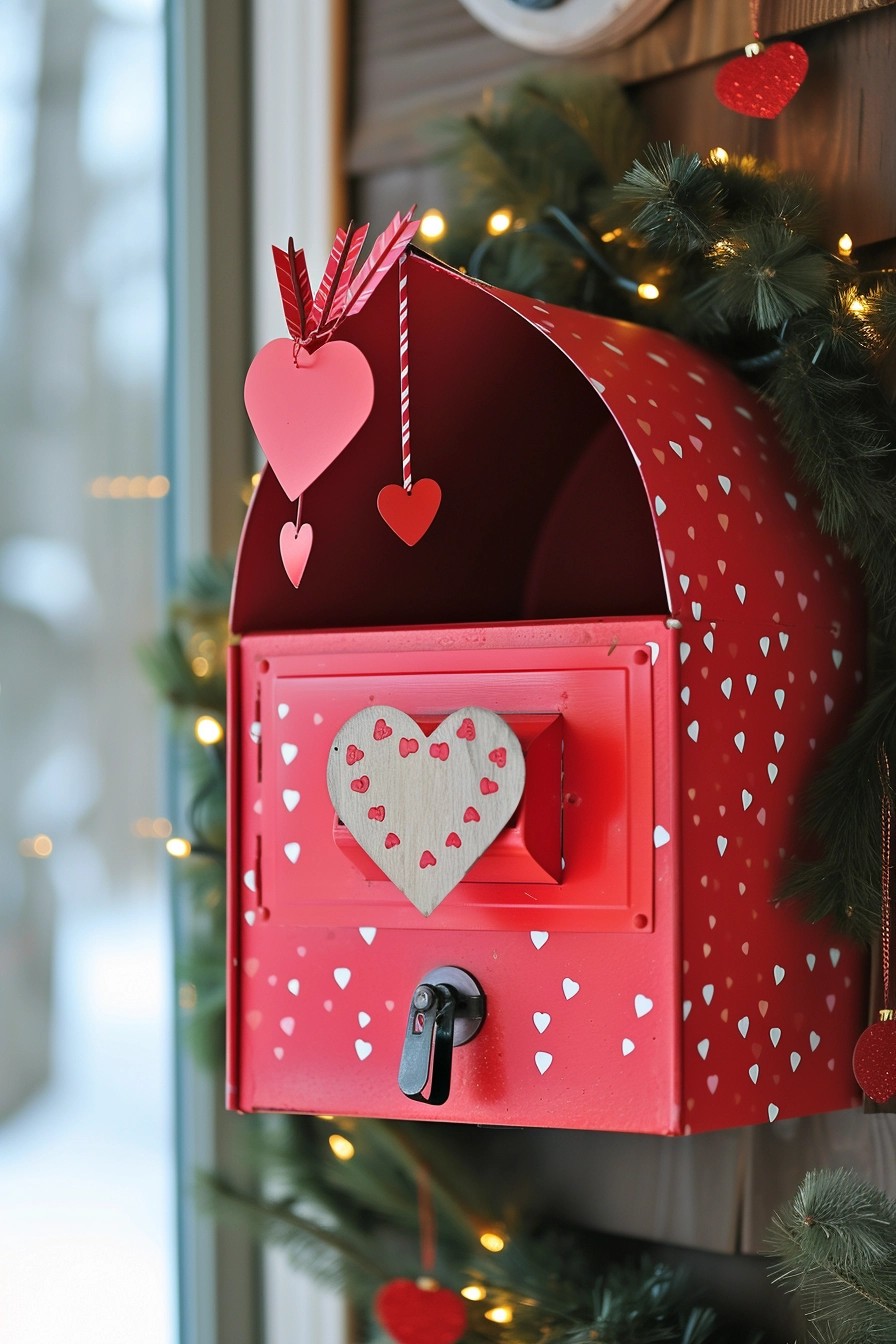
<box><xmin>417</xmin><ymin>145</ymin><xmax>867</xmax><ymax>311</ymax></box>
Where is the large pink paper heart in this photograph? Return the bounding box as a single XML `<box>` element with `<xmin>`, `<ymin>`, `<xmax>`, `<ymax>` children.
<box><xmin>279</xmin><ymin>521</ymin><xmax>313</xmax><ymax>588</ymax></box>
<box><xmin>244</xmin><ymin>338</ymin><xmax>375</xmax><ymax>501</ymax></box>
<box><xmin>715</xmin><ymin>41</ymin><xmax>808</xmax><ymax>119</ymax></box>
<box><xmin>327</xmin><ymin>706</ymin><xmax>525</xmax><ymax>916</ymax></box>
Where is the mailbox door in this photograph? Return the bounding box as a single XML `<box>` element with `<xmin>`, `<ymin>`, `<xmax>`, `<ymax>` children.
<box><xmin>227</xmin><ymin>616</ymin><xmax>685</xmax><ymax>1133</ymax></box>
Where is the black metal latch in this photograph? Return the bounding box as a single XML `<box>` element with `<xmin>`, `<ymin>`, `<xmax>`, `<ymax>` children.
<box><xmin>398</xmin><ymin>966</ymin><xmax>486</xmax><ymax>1106</ymax></box>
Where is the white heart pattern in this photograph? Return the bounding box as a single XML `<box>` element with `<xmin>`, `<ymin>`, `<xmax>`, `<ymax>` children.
<box><xmin>333</xmin><ymin>967</ymin><xmax>351</xmax><ymax>990</ymax></box>
<box><xmin>327</xmin><ymin>705</ymin><xmax>525</xmax><ymax>916</ymax></box>
<box><xmin>534</xmin><ymin>1051</ymin><xmax>553</xmax><ymax>1074</ymax></box>
<box><xmin>355</xmin><ymin>1039</ymin><xmax>372</xmax><ymax>1060</ymax></box>
<box><xmin>634</xmin><ymin>994</ymin><xmax>653</xmax><ymax>1018</ymax></box>
<box><xmin>562</xmin><ymin>977</ymin><xmax>580</xmax><ymax>1000</ymax></box>
<box><xmin>530</xmin><ymin>930</ymin><xmax>549</xmax><ymax>949</ymax></box>
<box><xmin>533</xmin><ymin>1012</ymin><xmax>551</xmax><ymax>1033</ymax></box>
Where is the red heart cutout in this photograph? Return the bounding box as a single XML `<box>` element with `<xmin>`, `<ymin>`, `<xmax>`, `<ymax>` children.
<box><xmin>377</xmin><ymin>478</ymin><xmax>442</xmax><ymax>546</ymax></box>
<box><xmin>456</xmin><ymin>718</ymin><xmax>476</xmax><ymax>741</ymax></box>
<box><xmin>445</xmin><ymin>833</ymin><xmax>461</xmax><ymax>848</ymax></box>
<box><xmin>279</xmin><ymin>521</ymin><xmax>314</xmax><ymax>588</ymax></box>
<box><xmin>480</xmin><ymin>778</ymin><xmax>499</xmax><ymax>795</ymax></box>
<box><xmin>463</xmin><ymin>807</ymin><xmax>480</xmax><ymax>823</ymax></box>
<box><xmin>375</xmin><ymin>1279</ymin><xmax>466</xmax><ymax>1344</ymax></box>
<box><xmin>346</xmin><ymin>745</ymin><xmax>364</xmax><ymax>765</ymax></box>
<box><xmin>245</xmin><ymin>338</ymin><xmax>374</xmax><ymax>500</ymax></box>
<box><xmin>350</xmin><ymin>776</ymin><xmax>370</xmax><ymax>793</ymax></box>
<box><xmin>715</xmin><ymin>42</ymin><xmax>808</xmax><ymax>119</ymax></box>
<box><xmin>853</xmin><ymin>1018</ymin><xmax>896</xmax><ymax>1103</ymax></box>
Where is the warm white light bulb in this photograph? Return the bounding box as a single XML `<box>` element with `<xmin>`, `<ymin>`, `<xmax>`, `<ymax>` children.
<box><xmin>195</xmin><ymin>715</ymin><xmax>224</xmax><ymax>746</ymax></box>
<box><xmin>479</xmin><ymin>1231</ymin><xmax>505</xmax><ymax>1253</ymax></box>
<box><xmin>486</xmin><ymin>209</ymin><xmax>513</xmax><ymax>236</ymax></box>
<box><xmin>419</xmin><ymin>210</ymin><xmax>447</xmax><ymax>242</ymax></box>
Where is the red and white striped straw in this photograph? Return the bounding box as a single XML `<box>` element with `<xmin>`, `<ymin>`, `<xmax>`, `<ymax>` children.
<box><xmin>398</xmin><ymin>251</ymin><xmax>412</xmax><ymax>492</ymax></box>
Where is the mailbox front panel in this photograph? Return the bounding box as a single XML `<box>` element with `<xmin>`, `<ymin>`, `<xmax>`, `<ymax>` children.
<box><xmin>227</xmin><ymin>616</ymin><xmax>685</xmax><ymax>1133</ymax></box>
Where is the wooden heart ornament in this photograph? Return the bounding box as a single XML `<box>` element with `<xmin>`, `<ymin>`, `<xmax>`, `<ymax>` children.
<box><xmin>244</xmin><ymin>338</ymin><xmax>375</xmax><ymax>501</ymax></box>
<box><xmin>327</xmin><ymin>706</ymin><xmax>525</xmax><ymax>915</ymax></box>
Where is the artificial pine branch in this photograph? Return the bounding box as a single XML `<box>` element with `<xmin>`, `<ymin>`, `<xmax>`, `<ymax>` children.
<box><xmin>199</xmin><ymin>1172</ymin><xmax>387</xmax><ymax>1290</ymax></box>
<box><xmin>615</xmin><ymin>145</ymin><xmax>725</xmax><ymax>253</ymax></box>
<box><xmin>705</xmin><ymin>222</ymin><xmax>832</xmax><ymax>330</ymax></box>
<box><xmin>768</xmin><ymin>1169</ymin><xmax>896</xmax><ymax>1343</ymax></box>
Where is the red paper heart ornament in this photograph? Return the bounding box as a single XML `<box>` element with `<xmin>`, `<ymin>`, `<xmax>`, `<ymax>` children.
<box><xmin>853</xmin><ymin>1018</ymin><xmax>896</xmax><ymax>1103</ymax></box>
<box><xmin>244</xmin><ymin>338</ymin><xmax>375</xmax><ymax>500</ymax></box>
<box><xmin>377</xmin><ymin>478</ymin><xmax>442</xmax><ymax>545</ymax></box>
<box><xmin>715</xmin><ymin>41</ymin><xmax>808</xmax><ymax>119</ymax></box>
<box><xmin>374</xmin><ymin>1279</ymin><xmax>466</xmax><ymax>1344</ymax></box>
<box><xmin>278</xmin><ymin>521</ymin><xmax>313</xmax><ymax>588</ymax></box>
<box><xmin>327</xmin><ymin>706</ymin><xmax>525</xmax><ymax>915</ymax></box>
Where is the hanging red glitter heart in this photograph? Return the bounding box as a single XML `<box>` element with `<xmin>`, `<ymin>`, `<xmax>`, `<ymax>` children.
<box><xmin>715</xmin><ymin>41</ymin><xmax>808</xmax><ymax>119</ymax></box>
<box><xmin>853</xmin><ymin>1018</ymin><xmax>896</xmax><ymax>1104</ymax></box>
<box><xmin>374</xmin><ymin>1278</ymin><xmax>467</xmax><ymax>1344</ymax></box>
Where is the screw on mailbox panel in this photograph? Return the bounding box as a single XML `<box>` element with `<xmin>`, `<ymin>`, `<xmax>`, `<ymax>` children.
<box><xmin>398</xmin><ymin>967</ymin><xmax>485</xmax><ymax>1106</ymax></box>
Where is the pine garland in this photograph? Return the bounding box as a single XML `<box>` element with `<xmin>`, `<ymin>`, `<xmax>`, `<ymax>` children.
<box><xmin>431</xmin><ymin>78</ymin><xmax>896</xmax><ymax>941</ymax></box>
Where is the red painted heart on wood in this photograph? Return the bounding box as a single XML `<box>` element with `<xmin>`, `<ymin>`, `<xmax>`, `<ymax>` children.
<box><xmin>377</xmin><ymin>478</ymin><xmax>442</xmax><ymax>545</ymax></box>
<box><xmin>853</xmin><ymin>1018</ymin><xmax>896</xmax><ymax>1103</ymax></box>
<box><xmin>715</xmin><ymin>42</ymin><xmax>808</xmax><ymax>119</ymax></box>
<box><xmin>374</xmin><ymin>1278</ymin><xmax>466</xmax><ymax>1344</ymax></box>
<box><xmin>278</xmin><ymin>521</ymin><xmax>313</xmax><ymax>588</ymax></box>
<box><xmin>244</xmin><ymin>338</ymin><xmax>374</xmax><ymax>501</ymax></box>
<box><xmin>327</xmin><ymin>706</ymin><xmax>525</xmax><ymax>915</ymax></box>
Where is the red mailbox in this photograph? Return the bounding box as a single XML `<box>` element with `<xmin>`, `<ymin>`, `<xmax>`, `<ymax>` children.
<box><xmin>227</xmin><ymin>246</ymin><xmax>867</xmax><ymax>1134</ymax></box>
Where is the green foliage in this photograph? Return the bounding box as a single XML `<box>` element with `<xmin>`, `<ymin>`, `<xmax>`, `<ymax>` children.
<box><xmin>433</xmin><ymin>74</ymin><xmax>896</xmax><ymax>940</ymax></box>
<box><xmin>432</xmin><ymin>72</ymin><xmax>647</xmax><ymax>279</ymax></box>
<box><xmin>615</xmin><ymin>145</ymin><xmax>725</xmax><ymax>253</ymax></box>
<box><xmin>564</xmin><ymin>1263</ymin><xmax>732</xmax><ymax>1344</ymax></box>
<box><xmin>769</xmin><ymin>1169</ymin><xmax>896</xmax><ymax>1343</ymax></box>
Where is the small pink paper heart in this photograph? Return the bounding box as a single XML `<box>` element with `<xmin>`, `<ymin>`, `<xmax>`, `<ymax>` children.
<box><xmin>279</xmin><ymin>521</ymin><xmax>313</xmax><ymax>587</ymax></box>
<box><xmin>715</xmin><ymin>41</ymin><xmax>808</xmax><ymax>119</ymax></box>
<box><xmin>377</xmin><ymin>478</ymin><xmax>442</xmax><ymax>546</ymax></box>
<box><xmin>245</xmin><ymin>338</ymin><xmax>374</xmax><ymax>500</ymax></box>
